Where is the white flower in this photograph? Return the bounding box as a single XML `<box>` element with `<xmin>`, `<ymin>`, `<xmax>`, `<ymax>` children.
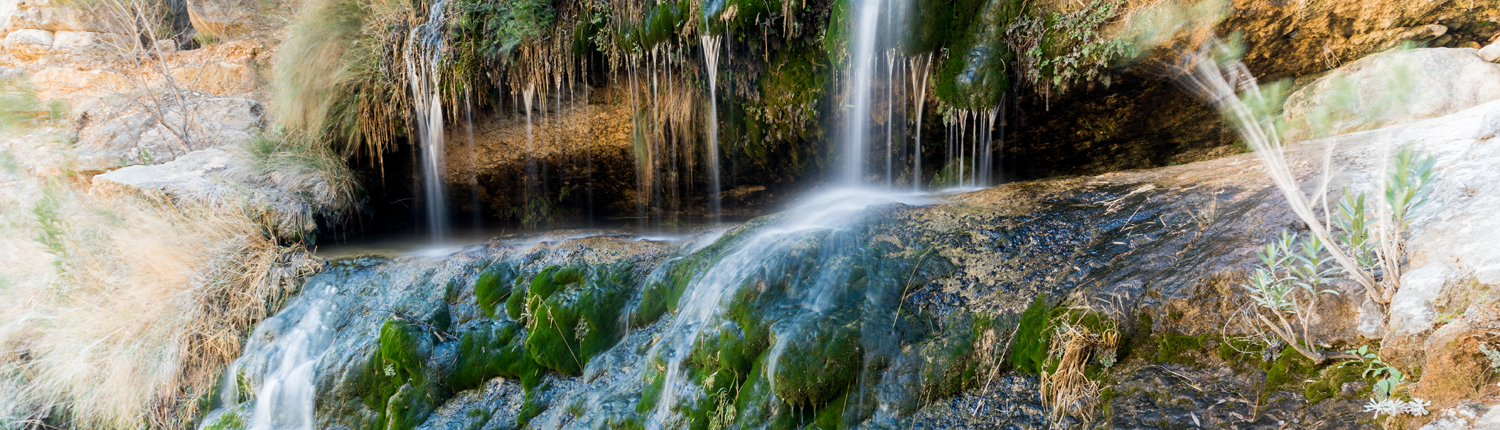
<box><xmin>1403</xmin><ymin>398</ymin><xmax>1431</xmax><ymax>416</ymax></box>
<box><xmin>1363</xmin><ymin>398</ymin><xmax>1405</xmax><ymax>417</ymax></box>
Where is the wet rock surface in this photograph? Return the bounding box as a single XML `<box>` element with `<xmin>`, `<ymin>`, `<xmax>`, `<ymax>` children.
<box><xmin>211</xmin><ymin>99</ymin><xmax>1500</xmax><ymax>429</ymax></box>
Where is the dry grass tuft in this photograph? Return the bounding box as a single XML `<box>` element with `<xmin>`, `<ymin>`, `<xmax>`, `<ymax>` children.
<box><xmin>1039</xmin><ymin>302</ymin><xmax>1121</xmax><ymax>426</ymax></box>
<box><xmin>0</xmin><ymin>157</ymin><xmax>320</xmax><ymax>429</ymax></box>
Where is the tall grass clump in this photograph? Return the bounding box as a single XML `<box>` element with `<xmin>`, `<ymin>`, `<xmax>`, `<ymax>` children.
<box><xmin>273</xmin><ymin>0</ymin><xmax>413</xmax><ymax>159</ymax></box>
<box><xmin>0</xmin><ymin>154</ymin><xmax>319</xmax><ymax>429</ymax></box>
<box><xmin>240</xmin><ymin>130</ymin><xmax>363</xmax><ymax>237</ymax></box>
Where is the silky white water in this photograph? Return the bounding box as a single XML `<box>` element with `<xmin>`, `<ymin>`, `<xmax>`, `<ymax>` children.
<box><xmin>200</xmin><ymin>286</ymin><xmax>336</xmax><ymax>430</ymax></box>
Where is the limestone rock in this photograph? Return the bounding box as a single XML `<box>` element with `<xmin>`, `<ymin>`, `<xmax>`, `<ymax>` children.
<box><xmin>1282</xmin><ymin>48</ymin><xmax>1500</xmax><ymax>141</ymax></box>
<box><xmin>5</xmin><ymin>0</ymin><xmax>121</xmax><ymax>33</ymax></box>
<box><xmin>73</xmin><ymin>96</ymin><xmax>265</xmax><ymax>172</ymax></box>
<box><xmin>4</xmin><ymin>28</ymin><xmax>51</xmax><ymax>61</ymax></box>
<box><xmin>1478</xmin><ymin>265</ymin><xmax>1500</xmax><ymax>286</ymax></box>
<box><xmin>1357</xmin><ymin>299</ymin><xmax>1386</xmax><ymax>340</ymax></box>
<box><xmin>1481</xmin><ymin>41</ymin><xmax>1500</xmax><ymax>63</ymax></box>
<box><xmin>185</xmin><ymin>0</ymin><xmax>247</xmax><ymax>40</ymax></box>
<box><xmin>88</xmin><ymin>146</ymin><xmax>324</xmax><ymax>235</ymax></box>
<box><xmin>27</xmin><ymin>67</ymin><xmax>130</xmax><ymax>106</ymax></box>
<box><xmin>1224</xmin><ymin>0</ymin><xmax>1482</xmax><ymax>80</ymax></box>
<box><xmin>50</xmin><ymin>30</ymin><xmax>129</xmax><ymax>56</ymax></box>
<box><xmin>1389</xmin><ymin>264</ymin><xmax>1455</xmax><ymax>337</ymax></box>
<box><xmin>92</xmin><ymin>147</ymin><xmax>237</xmax><ymax>197</ymax></box>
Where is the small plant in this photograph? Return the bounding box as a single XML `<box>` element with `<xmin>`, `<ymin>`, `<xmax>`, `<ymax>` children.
<box><xmin>1007</xmin><ymin>0</ymin><xmax>1132</xmax><ymax>97</ymax></box>
<box><xmin>1478</xmin><ymin>343</ymin><xmax>1500</xmax><ymax>373</ymax></box>
<box><xmin>1240</xmin><ymin>231</ymin><xmax>1341</xmax><ymax>363</ymax></box>
<box><xmin>1342</xmin><ymin>346</ymin><xmax>1429</xmax><ymax>418</ymax></box>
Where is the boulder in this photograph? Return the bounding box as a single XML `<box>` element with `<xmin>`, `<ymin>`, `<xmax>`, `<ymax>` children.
<box><xmin>73</xmin><ymin>96</ymin><xmax>265</xmax><ymax>172</ymax></box>
<box><xmin>1282</xmin><ymin>48</ymin><xmax>1500</xmax><ymax>141</ymax></box>
<box><xmin>92</xmin><ymin>147</ymin><xmax>238</xmax><ymax>197</ymax></box>
<box><xmin>1480</xmin><ymin>40</ymin><xmax>1500</xmax><ymax>63</ymax></box>
<box><xmin>88</xmin><ymin>145</ymin><xmax>324</xmax><ymax>236</ymax></box>
<box><xmin>185</xmin><ymin>0</ymin><xmax>248</xmax><ymax>40</ymax></box>
<box><xmin>4</xmin><ymin>28</ymin><xmax>51</xmax><ymax>60</ymax></box>
<box><xmin>1388</xmin><ymin>263</ymin><xmax>1456</xmax><ymax>337</ymax></box>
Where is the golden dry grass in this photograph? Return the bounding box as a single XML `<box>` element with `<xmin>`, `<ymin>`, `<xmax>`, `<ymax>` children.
<box><xmin>0</xmin><ymin>160</ymin><xmax>319</xmax><ymax>429</ymax></box>
<box><xmin>1038</xmin><ymin>304</ymin><xmax>1120</xmax><ymax>426</ymax></box>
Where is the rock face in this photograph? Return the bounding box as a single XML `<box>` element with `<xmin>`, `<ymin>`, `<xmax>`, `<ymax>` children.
<box><xmin>1224</xmin><ymin>0</ymin><xmax>1500</xmax><ymax>80</ymax></box>
<box><xmin>185</xmin><ymin>0</ymin><xmax>247</xmax><ymax>40</ymax></box>
<box><xmin>1282</xmin><ymin>48</ymin><xmax>1500</xmax><ymax>141</ymax></box>
<box><xmin>73</xmin><ymin>96</ymin><xmax>264</xmax><ymax>172</ymax></box>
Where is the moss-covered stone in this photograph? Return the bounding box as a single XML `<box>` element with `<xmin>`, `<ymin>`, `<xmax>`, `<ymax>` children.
<box><xmin>932</xmin><ymin>0</ymin><xmax>1022</xmax><ymax>110</ymax></box>
<box><xmin>520</xmin><ymin>264</ymin><xmax>635</xmax><ymax>375</ymax></box>
<box><xmin>451</xmin><ymin>320</ymin><xmax>543</xmax><ymax>392</ymax></box>
<box><xmin>1154</xmin><ymin>332</ymin><xmax>1205</xmax><ymax>365</ymax></box>
<box><xmin>354</xmin><ymin>318</ymin><xmax>448</xmax><ymax>430</ymax></box>
<box><xmin>768</xmin><ymin>306</ymin><xmax>863</xmax><ymax>409</ymax></box>
<box><xmin>1009</xmin><ymin>294</ymin><xmax>1055</xmax><ymax>374</ymax></box>
<box><xmin>474</xmin><ymin>262</ymin><xmax>517</xmax><ymax>318</ymax></box>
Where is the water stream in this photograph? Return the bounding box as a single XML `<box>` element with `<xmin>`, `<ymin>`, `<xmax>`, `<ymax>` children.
<box><xmin>702</xmin><ymin>35</ymin><xmax>723</xmax><ymax>223</ymax></box>
<box><xmin>404</xmin><ymin>0</ymin><xmax>450</xmax><ymax>242</ymax></box>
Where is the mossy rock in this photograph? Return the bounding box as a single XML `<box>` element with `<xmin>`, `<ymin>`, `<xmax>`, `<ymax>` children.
<box><xmin>768</xmin><ymin>306</ymin><xmax>863</xmax><ymax>408</ymax></box>
<box><xmin>451</xmin><ymin>320</ymin><xmax>544</xmax><ymax>392</ymax></box>
<box><xmin>701</xmin><ymin>0</ymin><xmax>777</xmax><ymax>35</ymax></box>
<box><xmin>354</xmin><ymin>318</ymin><xmax>449</xmax><ymax>430</ymax></box>
<box><xmin>521</xmin><ymin>264</ymin><xmax>635</xmax><ymax>375</ymax></box>
<box><xmin>1009</xmin><ymin>294</ymin><xmax>1056</xmax><ymax>374</ymax></box>
<box><xmin>1305</xmin><ymin>361</ymin><xmax>1366</xmax><ymax>404</ymax></box>
<box><xmin>1154</xmin><ymin>332</ymin><xmax>1205</xmax><ymax>365</ymax></box>
<box><xmin>199</xmin><ymin>408</ymin><xmax>246</xmax><ymax>430</ymax></box>
<box><xmin>931</xmin><ymin>0</ymin><xmax>1024</xmax><ymax>110</ymax></box>
<box><xmin>916</xmin><ymin>315</ymin><xmax>988</xmax><ymax>398</ymax></box>
<box><xmin>474</xmin><ymin>262</ymin><xmax>517</xmax><ymax>318</ymax></box>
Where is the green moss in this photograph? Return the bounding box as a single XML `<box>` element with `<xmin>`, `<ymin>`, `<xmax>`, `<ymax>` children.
<box><xmin>506</xmin><ymin>278</ymin><xmax>530</xmax><ymax>320</ymax></box>
<box><xmin>810</xmin><ymin>392</ymin><xmax>847</xmax><ymax>429</ymax></box>
<box><xmin>1263</xmin><ymin>351</ymin><xmax>1316</xmax><ymax>392</ymax></box>
<box><xmin>523</xmin><ymin>264</ymin><xmax>632</xmax><ymax>375</ymax></box>
<box><xmin>354</xmin><ymin>318</ymin><xmax>447</xmax><ymax>430</ymax></box>
<box><xmin>1009</xmin><ymin>294</ymin><xmax>1055</xmax><ymax>374</ymax></box>
<box><xmin>768</xmin><ymin>306</ymin><xmax>863</xmax><ymax>409</ymax></box>
<box><xmin>451</xmin><ymin>0</ymin><xmax>557</xmax><ymax>60</ymax></box>
<box><xmin>1154</xmin><ymin>333</ymin><xmax>1204</xmax><ymax>365</ymax></box>
<box><xmin>1305</xmin><ymin>362</ymin><xmax>1365</xmax><ymax>404</ymax></box>
<box><xmin>451</xmin><ymin>320</ymin><xmax>544</xmax><ymax>392</ymax></box>
<box><xmin>474</xmin><ymin>263</ymin><xmax>517</xmax><ymax>318</ymax></box>
<box><xmin>200</xmin><ymin>409</ymin><xmax>246</xmax><ymax>430</ymax></box>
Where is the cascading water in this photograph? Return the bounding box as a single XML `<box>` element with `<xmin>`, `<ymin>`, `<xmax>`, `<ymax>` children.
<box><xmin>909</xmin><ymin>54</ymin><xmax>931</xmax><ymax>190</ymax></box>
<box><xmin>702</xmin><ymin>35</ymin><xmax>724</xmax><ymax>223</ymax></box>
<box><xmin>840</xmin><ymin>0</ymin><xmax>884</xmax><ymax>185</ymax></box>
<box><xmin>404</xmin><ymin>0</ymin><xmax>449</xmax><ymax>241</ymax></box>
<box><xmin>199</xmin><ymin>286</ymin><xmax>336</xmax><ymax>430</ymax></box>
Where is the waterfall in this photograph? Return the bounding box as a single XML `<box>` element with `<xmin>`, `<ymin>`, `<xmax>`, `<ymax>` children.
<box><xmin>702</xmin><ymin>35</ymin><xmax>723</xmax><ymax>223</ymax></box>
<box><xmin>840</xmin><ymin>0</ymin><xmax>884</xmax><ymax>185</ymax></box>
<box><xmin>885</xmin><ymin>49</ymin><xmax>896</xmax><ymax>187</ymax></box>
<box><xmin>199</xmin><ymin>286</ymin><xmax>336</xmax><ymax>430</ymax></box>
<box><xmin>909</xmin><ymin>54</ymin><xmax>931</xmax><ymax>190</ymax></box>
<box><xmin>523</xmin><ymin>83</ymin><xmax>539</xmax><ymax>215</ymax></box>
<box><xmin>404</xmin><ymin>0</ymin><xmax>449</xmax><ymax>241</ymax></box>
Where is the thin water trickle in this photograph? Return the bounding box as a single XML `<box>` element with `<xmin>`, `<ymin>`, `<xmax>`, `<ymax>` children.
<box><xmin>702</xmin><ymin>35</ymin><xmax>724</xmax><ymax>223</ymax></box>
<box><xmin>909</xmin><ymin>54</ymin><xmax>931</xmax><ymax>191</ymax></box>
<box><xmin>404</xmin><ymin>0</ymin><xmax>449</xmax><ymax>242</ymax></box>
